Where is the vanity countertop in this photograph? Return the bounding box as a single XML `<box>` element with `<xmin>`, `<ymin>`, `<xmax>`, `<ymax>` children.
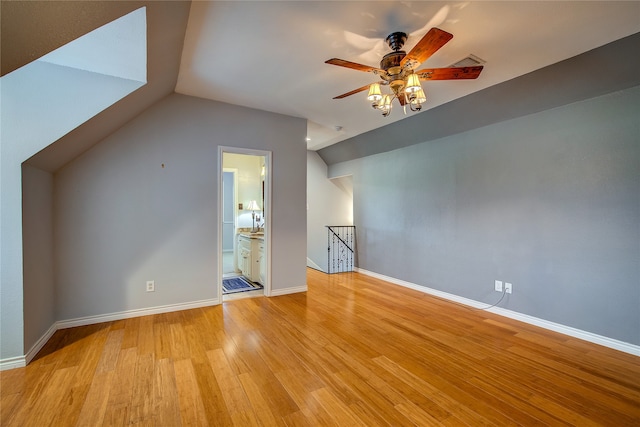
<box><xmin>238</xmin><ymin>231</ymin><xmax>264</xmax><ymax>240</ymax></box>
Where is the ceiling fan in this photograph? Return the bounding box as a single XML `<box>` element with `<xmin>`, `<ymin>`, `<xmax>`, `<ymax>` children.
<box><xmin>325</xmin><ymin>27</ymin><xmax>483</xmax><ymax>116</ymax></box>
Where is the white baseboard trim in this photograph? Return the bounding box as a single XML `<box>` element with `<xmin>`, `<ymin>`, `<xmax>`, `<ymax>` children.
<box><xmin>1</xmin><ymin>298</ymin><xmax>220</xmax><ymax>371</ymax></box>
<box><xmin>270</xmin><ymin>285</ymin><xmax>307</xmax><ymax>297</ymax></box>
<box><xmin>306</xmin><ymin>257</ymin><xmax>324</xmax><ymax>272</ymax></box>
<box><xmin>25</xmin><ymin>323</ymin><xmax>58</xmax><ymax>365</ymax></box>
<box><xmin>57</xmin><ymin>298</ymin><xmax>220</xmax><ymax>330</ymax></box>
<box><xmin>356</xmin><ymin>268</ymin><xmax>640</xmax><ymax>357</ymax></box>
<box><xmin>0</xmin><ymin>356</ymin><xmax>26</xmax><ymax>371</ymax></box>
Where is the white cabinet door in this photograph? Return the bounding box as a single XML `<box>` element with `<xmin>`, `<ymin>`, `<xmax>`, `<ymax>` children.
<box><xmin>237</xmin><ymin>236</ymin><xmax>252</xmax><ymax>279</ymax></box>
<box><xmin>236</xmin><ymin>235</ymin><xmax>243</xmax><ymax>270</ymax></box>
<box><xmin>250</xmin><ymin>239</ymin><xmax>260</xmax><ymax>283</ymax></box>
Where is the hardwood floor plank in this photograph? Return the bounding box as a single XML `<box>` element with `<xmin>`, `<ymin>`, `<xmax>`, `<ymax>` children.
<box><xmin>153</xmin><ymin>358</ymin><xmax>182</xmax><ymax>425</ymax></box>
<box><xmin>237</xmin><ymin>372</ymin><xmax>280</xmax><ymax>426</ymax></box>
<box><xmin>174</xmin><ymin>358</ymin><xmax>209</xmax><ymax>426</ymax></box>
<box><xmin>2</xmin><ymin>269</ymin><xmax>638</xmax><ymax>426</ymax></box>
<box><xmin>394</xmin><ymin>400</ymin><xmax>447</xmax><ymax>426</ymax></box>
<box><xmin>206</xmin><ymin>349</ymin><xmax>255</xmax><ymax>417</ymax></box>
<box><xmin>1</xmin><ymin>363</ymin><xmax>57</xmax><ymax>425</ymax></box>
<box><xmin>191</xmin><ymin>361</ymin><xmax>234</xmax><ymax>426</ymax></box>
<box><xmin>0</xmin><ymin>390</ymin><xmax>22</xmax><ymax>427</ymax></box>
<box><xmin>12</xmin><ymin>366</ymin><xmax>78</xmax><ymax>426</ymax></box>
<box><xmin>121</xmin><ymin>317</ymin><xmax>140</xmax><ymax>349</ymax></box>
<box><xmin>372</xmin><ymin>355</ymin><xmax>496</xmax><ymax>426</ymax></box>
<box><xmin>331</xmin><ymin>367</ymin><xmax>415</xmax><ymax>427</ymax></box>
<box><xmin>153</xmin><ymin>319</ymin><xmax>173</xmax><ymax>361</ymax></box>
<box><xmin>230</xmin><ymin>410</ymin><xmax>260</xmax><ymax>427</ymax></box>
<box><xmin>106</xmin><ymin>347</ymin><xmax>137</xmax><ymax>407</ymax></box>
<box><xmin>310</xmin><ymin>387</ymin><xmax>367</xmax><ymax>427</ymax></box>
<box><xmin>95</xmin><ymin>329</ymin><xmax>124</xmax><ymax>374</ymax></box>
<box><xmin>281</xmin><ymin>410</ymin><xmax>320</xmax><ymax>427</ymax></box>
<box><xmin>273</xmin><ymin>368</ymin><xmax>325</xmax><ymax>409</ymax></box>
<box><xmin>56</xmin><ymin>323</ymin><xmax>111</xmax><ymax>371</ymax></box>
<box><xmin>135</xmin><ymin>315</ymin><xmax>156</xmax><ymax>356</ymax></box>
<box><xmin>75</xmin><ymin>371</ymin><xmax>114</xmax><ymax>426</ymax></box>
<box><xmin>99</xmin><ymin>347</ymin><xmax>137</xmax><ymax>426</ymax></box>
<box><xmin>128</xmin><ymin>353</ymin><xmax>155</xmax><ymax>425</ymax></box>
<box><xmin>170</xmin><ymin>322</ymin><xmax>192</xmax><ymax>361</ymax></box>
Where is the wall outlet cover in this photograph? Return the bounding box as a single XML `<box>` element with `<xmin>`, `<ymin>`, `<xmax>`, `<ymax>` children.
<box><xmin>505</xmin><ymin>282</ymin><xmax>512</xmax><ymax>294</ymax></box>
<box><xmin>146</xmin><ymin>280</ymin><xmax>155</xmax><ymax>292</ymax></box>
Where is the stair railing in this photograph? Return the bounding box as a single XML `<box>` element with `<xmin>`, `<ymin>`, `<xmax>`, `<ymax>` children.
<box><xmin>326</xmin><ymin>225</ymin><xmax>356</xmax><ymax>273</ymax></box>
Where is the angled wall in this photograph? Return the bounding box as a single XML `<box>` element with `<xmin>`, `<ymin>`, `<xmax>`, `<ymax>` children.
<box><xmin>21</xmin><ymin>165</ymin><xmax>56</xmax><ymax>355</ymax></box>
<box><xmin>306</xmin><ymin>151</ymin><xmax>353</xmax><ymax>271</ymax></box>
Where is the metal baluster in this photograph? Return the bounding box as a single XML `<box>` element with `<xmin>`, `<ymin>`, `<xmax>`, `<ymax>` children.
<box><xmin>326</xmin><ymin>226</ymin><xmax>356</xmax><ymax>274</ymax></box>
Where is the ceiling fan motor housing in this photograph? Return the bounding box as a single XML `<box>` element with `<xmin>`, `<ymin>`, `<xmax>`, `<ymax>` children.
<box><xmin>385</xmin><ymin>32</ymin><xmax>408</xmax><ymax>51</ymax></box>
<box><xmin>380</xmin><ymin>31</ymin><xmax>413</xmax><ymax>90</ymax></box>
<box><xmin>380</xmin><ymin>51</ymin><xmax>410</xmax><ymax>93</ymax></box>
<box><xmin>380</xmin><ymin>51</ymin><xmax>405</xmax><ymax>71</ymax></box>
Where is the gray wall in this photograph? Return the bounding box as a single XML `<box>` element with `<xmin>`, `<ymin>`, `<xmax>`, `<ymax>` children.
<box><xmin>53</xmin><ymin>93</ymin><xmax>307</xmax><ymax>321</ymax></box>
<box><xmin>306</xmin><ymin>151</ymin><xmax>353</xmax><ymax>271</ymax></box>
<box><xmin>22</xmin><ymin>165</ymin><xmax>56</xmax><ymax>351</ymax></box>
<box><xmin>329</xmin><ymin>86</ymin><xmax>640</xmax><ymax>345</ymax></box>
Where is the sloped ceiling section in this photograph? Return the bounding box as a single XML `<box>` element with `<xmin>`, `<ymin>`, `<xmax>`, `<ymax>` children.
<box><xmin>317</xmin><ymin>32</ymin><xmax>640</xmax><ymax>165</ymax></box>
<box><xmin>1</xmin><ymin>8</ymin><xmax>147</xmax><ymax>163</ymax></box>
<box><xmin>1</xmin><ymin>0</ymin><xmax>143</xmax><ymax>77</ymax></box>
<box><xmin>39</xmin><ymin>7</ymin><xmax>147</xmax><ymax>82</ymax></box>
<box><xmin>1</xmin><ymin>1</ymin><xmax>192</xmax><ymax>172</ymax></box>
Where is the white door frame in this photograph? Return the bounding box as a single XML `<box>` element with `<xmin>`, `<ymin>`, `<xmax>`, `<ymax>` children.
<box><xmin>222</xmin><ymin>168</ymin><xmax>238</xmax><ymax>255</ymax></box>
<box><xmin>217</xmin><ymin>146</ymin><xmax>272</xmax><ymax>302</ymax></box>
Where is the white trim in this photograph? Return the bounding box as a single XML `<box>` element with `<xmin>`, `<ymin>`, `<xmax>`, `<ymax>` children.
<box><xmin>25</xmin><ymin>323</ymin><xmax>58</xmax><ymax>365</ymax></box>
<box><xmin>269</xmin><ymin>285</ymin><xmax>308</xmax><ymax>297</ymax></box>
<box><xmin>222</xmin><ymin>167</ymin><xmax>238</xmax><ymax>254</ymax></box>
<box><xmin>355</xmin><ymin>268</ymin><xmax>640</xmax><ymax>357</ymax></box>
<box><xmin>57</xmin><ymin>298</ymin><xmax>219</xmax><ymax>330</ymax></box>
<box><xmin>218</xmin><ymin>147</ymin><xmax>272</xmax><ymax>302</ymax></box>
<box><xmin>306</xmin><ymin>257</ymin><xmax>324</xmax><ymax>272</ymax></box>
<box><xmin>0</xmin><ymin>356</ymin><xmax>26</xmax><ymax>371</ymax></box>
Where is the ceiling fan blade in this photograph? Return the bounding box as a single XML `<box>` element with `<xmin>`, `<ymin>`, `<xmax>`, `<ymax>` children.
<box><xmin>401</xmin><ymin>27</ymin><xmax>453</xmax><ymax>68</ymax></box>
<box><xmin>333</xmin><ymin>84</ymin><xmax>373</xmax><ymax>99</ymax></box>
<box><xmin>325</xmin><ymin>58</ymin><xmax>382</xmax><ymax>73</ymax></box>
<box><xmin>416</xmin><ymin>66</ymin><xmax>484</xmax><ymax>80</ymax></box>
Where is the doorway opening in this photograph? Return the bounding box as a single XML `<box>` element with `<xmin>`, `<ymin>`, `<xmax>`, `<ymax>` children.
<box><xmin>218</xmin><ymin>147</ymin><xmax>271</xmax><ymax>302</ymax></box>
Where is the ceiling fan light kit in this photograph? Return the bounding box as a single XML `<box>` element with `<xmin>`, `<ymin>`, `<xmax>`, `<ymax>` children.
<box><xmin>326</xmin><ymin>27</ymin><xmax>483</xmax><ymax>117</ymax></box>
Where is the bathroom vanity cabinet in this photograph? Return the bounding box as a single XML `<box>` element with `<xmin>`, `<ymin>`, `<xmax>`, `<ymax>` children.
<box><xmin>237</xmin><ymin>233</ymin><xmax>264</xmax><ymax>284</ymax></box>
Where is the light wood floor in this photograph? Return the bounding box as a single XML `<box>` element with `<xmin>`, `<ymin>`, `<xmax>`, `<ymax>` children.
<box><xmin>2</xmin><ymin>269</ymin><xmax>639</xmax><ymax>426</ymax></box>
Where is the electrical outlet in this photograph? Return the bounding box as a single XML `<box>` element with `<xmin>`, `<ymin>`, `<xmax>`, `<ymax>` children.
<box><xmin>505</xmin><ymin>282</ymin><xmax>512</xmax><ymax>294</ymax></box>
<box><xmin>494</xmin><ymin>280</ymin><xmax>503</xmax><ymax>292</ymax></box>
<box><xmin>146</xmin><ymin>280</ymin><xmax>155</xmax><ymax>292</ymax></box>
